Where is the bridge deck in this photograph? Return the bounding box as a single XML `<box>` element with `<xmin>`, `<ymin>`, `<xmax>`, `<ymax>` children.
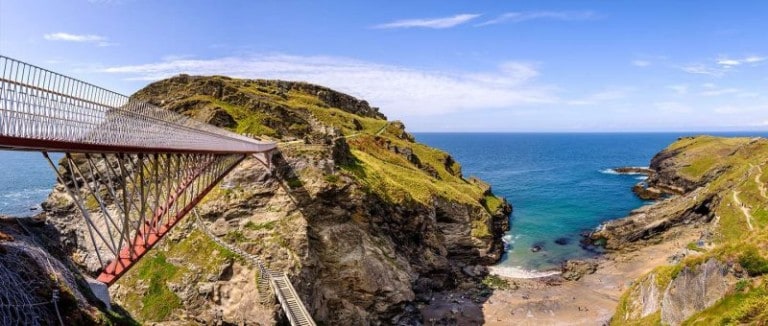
<box><xmin>0</xmin><ymin>56</ymin><xmax>276</xmax><ymax>154</ymax></box>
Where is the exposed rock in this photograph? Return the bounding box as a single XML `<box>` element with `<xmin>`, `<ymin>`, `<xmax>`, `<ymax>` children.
<box><xmin>203</xmin><ymin>107</ymin><xmax>237</xmax><ymax>128</ymax></box>
<box><xmin>42</xmin><ymin>76</ymin><xmax>512</xmax><ymax>325</ymax></box>
<box><xmin>661</xmin><ymin>259</ymin><xmax>735</xmax><ymax>325</ymax></box>
<box><xmin>614</xmin><ymin>166</ymin><xmax>654</xmax><ymax>175</ymax></box>
<box><xmin>0</xmin><ymin>217</ymin><xmax>132</xmax><ymax>324</ymax></box>
<box><xmin>632</xmin><ymin>183</ymin><xmax>664</xmax><ymax>200</ymax></box>
<box><xmin>590</xmin><ymin>188</ymin><xmax>715</xmax><ymax>251</ymax></box>
<box><xmin>561</xmin><ymin>259</ymin><xmax>598</xmax><ymax>281</ymax></box>
<box><xmin>625</xmin><ymin>273</ymin><xmax>661</xmax><ymax>320</ymax></box>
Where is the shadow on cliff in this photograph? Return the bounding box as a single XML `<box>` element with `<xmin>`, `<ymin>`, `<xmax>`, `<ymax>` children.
<box><xmin>271</xmin><ymin>150</ymin><xmax>498</xmax><ymax>325</ymax></box>
<box><xmin>8</xmin><ymin>216</ymin><xmax>138</xmax><ymax>325</ymax></box>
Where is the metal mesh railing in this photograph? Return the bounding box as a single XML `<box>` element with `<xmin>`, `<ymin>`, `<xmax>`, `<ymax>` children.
<box><xmin>0</xmin><ymin>55</ymin><xmax>276</xmax><ymax>153</ymax></box>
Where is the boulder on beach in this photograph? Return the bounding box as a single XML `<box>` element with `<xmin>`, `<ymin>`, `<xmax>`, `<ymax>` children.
<box><xmin>561</xmin><ymin>259</ymin><xmax>598</xmax><ymax>281</ymax></box>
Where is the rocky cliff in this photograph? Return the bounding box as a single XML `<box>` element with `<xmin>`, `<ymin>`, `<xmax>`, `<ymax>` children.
<box><xmin>41</xmin><ymin>75</ymin><xmax>511</xmax><ymax>325</ymax></box>
<box><xmin>596</xmin><ymin>136</ymin><xmax>768</xmax><ymax>325</ymax></box>
<box><xmin>0</xmin><ymin>216</ymin><xmax>136</xmax><ymax>325</ymax></box>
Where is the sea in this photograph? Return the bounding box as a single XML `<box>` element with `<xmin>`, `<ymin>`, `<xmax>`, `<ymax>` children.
<box><xmin>1</xmin><ymin>133</ymin><xmax>766</xmax><ymax>277</ymax></box>
<box><xmin>414</xmin><ymin>132</ymin><xmax>768</xmax><ymax>277</ymax></box>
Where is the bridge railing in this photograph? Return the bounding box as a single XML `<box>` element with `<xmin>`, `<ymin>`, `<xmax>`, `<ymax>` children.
<box><xmin>0</xmin><ymin>55</ymin><xmax>275</xmax><ymax>154</ymax></box>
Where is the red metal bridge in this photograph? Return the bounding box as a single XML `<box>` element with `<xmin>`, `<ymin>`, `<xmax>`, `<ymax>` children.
<box><xmin>0</xmin><ymin>55</ymin><xmax>277</xmax><ymax>285</ymax></box>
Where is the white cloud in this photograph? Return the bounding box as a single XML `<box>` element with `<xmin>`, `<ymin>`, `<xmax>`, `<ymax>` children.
<box><xmin>373</xmin><ymin>14</ymin><xmax>480</xmax><ymax>29</ymax></box>
<box><xmin>631</xmin><ymin>60</ymin><xmax>651</xmax><ymax>67</ymax></box>
<box><xmin>681</xmin><ymin>64</ymin><xmax>725</xmax><ymax>77</ymax></box>
<box><xmin>717</xmin><ymin>59</ymin><xmax>741</xmax><ymax>66</ymax></box>
<box><xmin>101</xmin><ymin>54</ymin><xmax>557</xmax><ymax>118</ymax></box>
<box><xmin>681</xmin><ymin>55</ymin><xmax>765</xmax><ymax>77</ymax></box>
<box><xmin>43</xmin><ymin>32</ymin><xmax>115</xmax><ymax>46</ymax></box>
<box><xmin>717</xmin><ymin>55</ymin><xmax>765</xmax><ymax>67</ymax></box>
<box><xmin>477</xmin><ymin>11</ymin><xmax>596</xmax><ymax>26</ymax></box>
<box><xmin>44</xmin><ymin>32</ymin><xmax>105</xmax><ymax>42</ymax></box>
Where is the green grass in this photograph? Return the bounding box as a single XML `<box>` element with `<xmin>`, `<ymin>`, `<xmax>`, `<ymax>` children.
<box><xmin>225</xmin><ymin>230</ymin><xmax>248</xmax><ymax>243</ymax></box>
<box><xmin>133</xmin><ymin>253</ymin><xmax>182</xmax><ymax>321</ymax></box>
<box><xmin>681</xmin><ymin>156</ymin><xmax>719</xmax><ymax>181</ymax></box>
<box><xmin>686</xmin><ymin>241</ymin><xmax>707</xmax><ymax>252</ymax></box>
<box><xmin>483</xmin><ymin>195</ymin><xmax>503</xmax><ymax>214</ymax></box>
<box><xmin>612</xmin><ymin>136</ymin><xmax>768</xmax><ymax>324</ymax></box>
<box><xmin>739</xmin><ymin>247</ymin><xmax>768</xmax><ymax>276</ymax></box>
<box><xmin>118</xmin><ymin>229</ymin><xmax>239</xmax><ymax>322</ymax></box>
<box><xmin>653</xmin><ymin>264</ymin><xmax>684</xmax><ymax>289</ymax></box>
<box><xmin>324</xmin><ymin>174</ymin><xmax>340</xmax><ymax>183</ymax></box>
<box><xmin>682</xmin><ymin>285</ymin><xmax>768</xmax><ymax>325</ymax></box>
<box><xmin>482</xmin><ymin>275</ymin><xmax>512</xmax><ymax>290</ymax></box>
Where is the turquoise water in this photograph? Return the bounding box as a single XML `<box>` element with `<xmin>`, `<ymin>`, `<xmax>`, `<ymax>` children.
<box><xmin>414</xmin><ymin>132</ymin><xmax>768</xmax><ymax>273</ymax></box>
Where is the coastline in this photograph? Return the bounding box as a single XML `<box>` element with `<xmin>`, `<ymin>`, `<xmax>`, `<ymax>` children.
<box><xmin>480</xmin><ymin>165</ymin><xmax>696</xmax><ymax>325</ymax></box>
<box><xmin>488</xmin><ymin>265</ymin><xmax>561</xmax><ymax>279</ymax></box>
<box><xmin>482</xmin><ymin>220</ymin><xmax>702</xmax><ymax>325</ymax></box>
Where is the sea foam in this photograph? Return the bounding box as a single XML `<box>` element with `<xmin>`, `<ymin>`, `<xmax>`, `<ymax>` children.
<box><xmin>488</xmin><ymin>265</ymin><xmax>561</xmax><ymax>279</ymax></box>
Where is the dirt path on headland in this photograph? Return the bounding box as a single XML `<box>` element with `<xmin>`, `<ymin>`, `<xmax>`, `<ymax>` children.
<box><xmin>753</xmin><ymin>164</ymin><xmax>768</xmax><ymax>199</ymax></box>
<box><xmin>481</xmin><ymin>227</ymin><xmax>702</xmax><ymax>325</ymax></box>
<box><xmin>732</xmin><ymin>190</ymin><xmax>754</xmax><ymax>231</ymax></box>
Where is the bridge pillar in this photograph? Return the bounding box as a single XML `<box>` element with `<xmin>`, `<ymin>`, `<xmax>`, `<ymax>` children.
<box><xmin>86</xmin><ymin>278</ymin><xmax>111</xmax><ymax>310</ymax></box>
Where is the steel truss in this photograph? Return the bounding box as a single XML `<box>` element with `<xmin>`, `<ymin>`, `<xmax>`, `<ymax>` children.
<box><xmin>0</xmin><ymin>55</ymin><xmax>277</xmax><ymax>285</ymax></box>
<box><xmin>44</xmin><ymin>152</ymin><xmax>246</xmax><ymax>284</ymax></box>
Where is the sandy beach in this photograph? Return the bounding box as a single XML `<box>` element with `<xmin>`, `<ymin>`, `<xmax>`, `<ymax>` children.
<box><xmin>481</xmin><ymin>225</ymin><xmax>703</xmax><ymax>325</ymax></box>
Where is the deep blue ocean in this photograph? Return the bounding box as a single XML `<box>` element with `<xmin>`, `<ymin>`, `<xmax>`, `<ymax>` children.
<box><xmin>0</xmin><ymin>151</ymin><xmax>62</xmax><ymax>216</ymax></box>
<box><xmin>414</xmin><ymin>132</ymin><xmax>768</xmax><ymax>275</ymax></box>
<box><xmin>2</xmin><ymin>133</ymin><xmax>768</xmax><ymax>274</ymax></box>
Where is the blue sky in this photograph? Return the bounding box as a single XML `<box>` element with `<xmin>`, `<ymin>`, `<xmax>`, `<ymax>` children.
<box><xmin>1</xmin><ymin>0</ymin><xmax>767</xmax><ymax>132</ymax></box>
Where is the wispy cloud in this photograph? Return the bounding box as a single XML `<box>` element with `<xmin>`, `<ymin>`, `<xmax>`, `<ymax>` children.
<box><xmin>43</xmin><ymin>32</ymin><xmax>116</xmax><ymax>47</ymax></box>
<box><xmin>477</xmin><ymin>11</ymin><xmax>596</xmax><ymax>26</ymax></box>
<box><xmin>716</xmin><ymin>55</ymin><xmax>765</xmax><ymax>67</ymax></box>
<box><xmin>373</xmin><ymin>14</ymin><xmax>481</xmax><ymax>29</ymax></box>
<box><xmin>101</xmin><ymin>54</ymin><xmax>556</xmax><ymax>118</ymax></box>
<box><xmin>698</xmin><ymin>83</ymin><xmax>758</xmax><ymax>98</ymax></box>
<box><xmin>681</xmin><ymin>54</ymin><xmax>765</xmax><ymax>77</ymax></box>
<box><xmin>680</xmin><ymin>64</ymin><xmax>725</xmax><ymax>77</ymax></box>
<box><xmin>631</xmin><ymin>60</ymin><xmax>651</xmax><ymax>67</ymax></box>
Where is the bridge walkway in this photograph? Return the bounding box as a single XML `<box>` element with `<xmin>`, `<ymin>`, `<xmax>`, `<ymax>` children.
<box><xmin>192</xmin><ymin>209</ymin><xmax>315</xmax><ymax>326</ymax></box>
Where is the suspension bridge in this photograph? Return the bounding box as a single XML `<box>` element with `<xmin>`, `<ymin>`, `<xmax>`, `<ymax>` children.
<box><xmin>0</xmin><ymin>55</ymin><xmax>315</xmax><ymax>325</ymax></box>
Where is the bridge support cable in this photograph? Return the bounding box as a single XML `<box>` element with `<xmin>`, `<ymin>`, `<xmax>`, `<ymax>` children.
<box><xmin>44</xmin><ymin>152</ymin><xmax>246</xmax><ymax>285</ymax></box>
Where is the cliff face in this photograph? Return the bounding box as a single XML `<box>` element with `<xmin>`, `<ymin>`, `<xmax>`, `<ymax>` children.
<box><xmin>43</xmin><ymin>75</ymin><xmax>511</xmax><ymax>324</ymax></box>
<box><xmin>600</xmin><ymin>136</ymin><xmax>768</xmax><ymax>325</ymax></box>
<box><xmin>0</xmin><ymin>217</ymin><xmax>135</xmax><ymax>325</ymax></box>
